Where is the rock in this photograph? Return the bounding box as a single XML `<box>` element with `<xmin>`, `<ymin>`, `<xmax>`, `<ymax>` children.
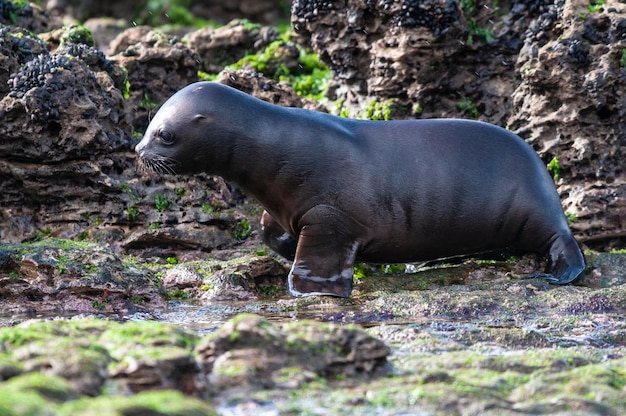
<box><xmin>216</xmin><ymin>68</ymin><xmax>329</xmax><ymax>112</ymax></box>
<box><xmin>58</xmin><ymin>390</ymin><xmax>219</xmax><ymax>416</ymax></box>
<box><xmin>0</xmin><ymin>316</ymin><xmax>388</xmax><ymax>412</ymax></box>
<box><xmin>0</xmin><ymin>26</ymin><xmax>49</xmax><ymax>95</ymax></box>
<box><xmin>161</xmin><ymin>256</ymin><xmax>288</xmax><ymax>301</ymax></box>
<box><xmin>1</xmin><ymin>45</ymin><xmax>129</xmax><ymax>161</ymax></box>
<box><xmin>0</xmin><ymin>239</ymin><xmax>165</xmax><ymax>315</ymax></box>
<box><xmin>586</xmin><ymin>252</ymin><xmax>626</xmax><ymax>288</ymax></box>
<box><xmin>0</xmin><ymin>0</ymin><xmax>62</xmax><ymax>33</ymax></box>
<box><xmin>110</xmin><ymin>28</ymin><xmax>199</xmax><ymax>133</ymax></box>
<box><xmin>183</xmin><ymin>19</ymin><xmax>279</xmax><ymax>74</ymax></box>
<box><xmin>509</xmin><ymin>0</ymin><xmax>626</xmax><ymax>247</ymax></box>
<box><xmin>195</xmin><ymin>314</ymin><xmax>391</xmax><ymax>392</ymax></box>
<box><xmin>188</xmin><ymin>0</ymin><xmax>289</xmax><ymax>25</ymax></box>
<box><xmin>100</xmin><ymin>320</ymin><xmax>200</xmax><ymax>394</ymax></box>
<box><xmin>83</xmin><ymin>18</ymin><xmax>128</xmax><ymax>53</ymax></box>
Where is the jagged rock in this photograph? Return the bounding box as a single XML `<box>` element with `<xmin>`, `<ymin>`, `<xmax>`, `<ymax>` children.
<box><xmin>195</xmin><ymin>314</ymin><xmax>391</xmax><ymax>392</ymax></box>
<box><xmin>188</xmin><ymin>0</ymin><xmax>289</xmax><ymax>25</ymax></box>
<box><xmin>110</xmin><ymin>28</ymin><xmax>199</xmax><ymax>133</ymax></box>
<box><xmin>0</xmin><ymin>44</ymin><xmax>130</xmax><ymax>162</ymax></box>
<box><xmin>183</xmin><ymin>19</ymin><xmax>279</xmax><ymax>74</ymax></box>
<box><xmin>0</xmin><ymin>39</ymin><xmax>136</xmax><ymax>245</ymax></box>
<box><xmin>509</xmin><ymin>0</ymin><xmax>625</xmax><ymax>247</ymax></box>
<box><xmin>161</xmin><ymin>256</ymin><xmax>288</xmax><ymax>301</ymax></box>
<box><xmin>0</xmin><ymin>240</ymin><xmax>165</xmax><ymax>315</ymax></box>
<box><xmin>216</xmin><ymin>68</ymin><xmax>329</xmax><ymax>112</ymax></box>
<box><xmin>0</xmin><ymin>26</ymin><xmax>49</xmax><ymax>95</ymax></box>
<box><xmin>0</xmin><ymin>0</ymin><xmax>62</xmax><ymax>34</ymax></box>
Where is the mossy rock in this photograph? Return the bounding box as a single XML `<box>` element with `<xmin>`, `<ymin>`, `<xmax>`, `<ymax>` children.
<box><xmin>58</xmin><ymin>390</ymin><xmax>218</xmax><ymax>416</ymax></box>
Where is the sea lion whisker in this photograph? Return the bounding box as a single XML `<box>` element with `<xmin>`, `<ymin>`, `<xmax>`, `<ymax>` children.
<box><xmin>154</xmin><ymin>156</ymin><xmax>179</xmax><ymax>174</ymax></box>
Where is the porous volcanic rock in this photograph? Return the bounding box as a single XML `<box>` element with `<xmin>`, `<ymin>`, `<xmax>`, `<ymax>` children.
<box><xmin>183</xmin><ymin>19</ymin><xmax>279</xmax><ymax>74</ymax></box>
<box><xmin>0</xmin><ymin>0</ymin><xmax>62</xmax><ymax>33</ymax></box>
<box><xmin>39</xmin><ymin>0</ymin><xmax>289</xmax><ymax>26</ymax></box>
<box><xmin>509</xmin><ymin>0</ymin><xmax>626</xmax><ymax>247</ymax></box>
<box><xmin>216</xmin><ymin>68</ymin><xmax>329</xmax><ymax>112</ymax></box>
<box><xmin>110</xmin><ymin>27</ymin><xmax>200</xmax><ymax>133</ymax></box>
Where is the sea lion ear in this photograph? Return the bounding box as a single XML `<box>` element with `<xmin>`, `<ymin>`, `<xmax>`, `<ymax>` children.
<box><xmin>193</xmin><ymin>114</ymin><xmax>207</xmax><ymax>122</ymax></box>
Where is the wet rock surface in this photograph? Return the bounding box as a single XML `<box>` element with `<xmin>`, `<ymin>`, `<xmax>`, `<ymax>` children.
<box><xmin>0</xmin><ymin>315</ymin><xmax>388</xmax><ymax>414</ymax></box>
<box><xmin>0</xmin><ymin>239</ymin><xmax>166</xmax><ymax>316</ymax></box>
<box><xmin>0</xmin><ymin>0</ymin><xmax>625</xmax><ymax>414</ymax></box>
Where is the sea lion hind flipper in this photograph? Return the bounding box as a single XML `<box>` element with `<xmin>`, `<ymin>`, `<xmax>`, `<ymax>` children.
<box><xmin>260</xmin><ymin>210</ymin><xmax>297</xmax><ymax>260</ymax></box>
<box><xmin>288</xmin><ymin>206</ymin><xmax>362</xmax><ymax>297</ymax></box>
<box><xmin>526</xmin><ymin>233</ymin><xmax>585</xmax><ymax>285</ymax></box>
<box><xmin>543</xmin><ymin>233</ymin><xmax>586</xmax><ymax>285</ymax></box>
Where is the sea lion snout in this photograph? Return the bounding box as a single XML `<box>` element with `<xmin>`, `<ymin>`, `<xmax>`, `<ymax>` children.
<box><xmin>134</xmin><ymin>137</ymin><xmax>148</xmax><ymax>156</ymax></box>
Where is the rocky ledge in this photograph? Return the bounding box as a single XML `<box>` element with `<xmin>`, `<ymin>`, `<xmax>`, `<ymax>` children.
<box><xmin>0</xmin><ymin>0</ymin><xmax>625</xmax><ymax>414</ymax></box>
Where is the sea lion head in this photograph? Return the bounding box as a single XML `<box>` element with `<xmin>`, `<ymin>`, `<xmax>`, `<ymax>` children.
<box><xmin>135</xmin><ymin>82</ymin><xmax>223</xmax><ymax>175</ymax></box>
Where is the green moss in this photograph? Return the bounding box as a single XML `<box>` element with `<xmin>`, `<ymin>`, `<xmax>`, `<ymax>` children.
<box><xmin>139</xmin><ymin>92</ymin><xmax>160</xmax><ymax>110</ymax></box>
<box><xmin>457</xmin><ymin>96</ymin><xmax>480</xmax><ymax>118</ymax></box>
<box><xmin>99</xmin><ymin>320</ymin><xmax>198</xmax><ymax>351</ymax></box>
<box><xmin>0</xmin><ymin>389</ymin><xmax>58</xmax><ymax>416</ymax></box>
<box><xmin>135</xmin><ymin>0</ymin><xmax>215</xmax><ymax>28</ymax></box>
<box><xmin>4</xmin><ymin>0</ymin><xmax>31</xmax><ymax>25</ymax></box>
<box><xmin>58</xmin><ymin>390</ymin><xmax>218</xmax><ymax>416</ymax></box>
<box><xmin>588</xmin><ymin>0</ymin><xmax>605</xmax><ymax>13</ymax></box>
<box><xmin>353</xmin><ymin>262</ymin><xmax>371</xmax><ymax>280</ymax></box>
<box><xmin>362</xmin><ymin>99</ymin><xmax>393</xmax><ymax>120</ymax></box>
<box><xmin>166</xmin><ymin>289</ymin><xmax>190</xmax><ymax>300</ymax></box>
<box><xmin>460</xmin><ymin>0</ymin><xmax>478</xmax><ymax>15</ymax></box>
<box><xmin>29</xmin><ymin>237</ymin><xmax>96</xmax><ymax>251</ymax></box>
<box><xmin>59</xmin><ymin>24</ymin><xmax>95</xmax><ymax>46</ymax></box>
<box><xmin>198</xmin><ymin>70</ymin><xmax>219</xmax><ymax>81</ymax></box>
<box><xmin>466</xmin><ymin>19</ymin><xmax>495</xmax><ymax>45</ymax></box>
<box><xmin>547</xmin><ymin>156</ymin><xmax>560</xmax><ymax>181</ymax></box>
<box><xmin>154</xmin><ymin>193</ymin><xmax>170</xmax><ymax>212</ymax></box>
<box><xmin>258</xmin><ymin>284</ymin><xmax>281</xmax><ymax>297</ymax></box>
<box><xmin>381</xmin><ymin>264</ymin><xmax>405</xmax><ymax>274</ymax></box>
<box><xmin>119</xmin><ymin>65</ymin><xmax>131</xmax><ymax>99</ymax></box>
<box><xmin>2</xmin><ymin>373</ymin><xmax>76</xmax><ymax>403</ymax></box>
<box><xmin>229</xmin><ymin>37</ymin><xmax>331</xmax><ymax>100</ymax></box>
<box><xmin>230</xmin><ymin>218</ymin><xmax>252</xmax><ymax>241</ymax></box>
<box><xmin>125</xmin><ymin>206</ymin><xmax>139</xmax><ymax>223</ymax></box>
<box><xmin>620</xmin><ymin>48</ymin><xmax>626</xmax><ymax>68</ymax></box>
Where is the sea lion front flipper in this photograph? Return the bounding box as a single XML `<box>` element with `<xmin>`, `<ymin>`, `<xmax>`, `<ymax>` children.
<box><xmin>288</xmin><ymin>205</ymin><xmax>362</xmax><ymax>297</ymax></box>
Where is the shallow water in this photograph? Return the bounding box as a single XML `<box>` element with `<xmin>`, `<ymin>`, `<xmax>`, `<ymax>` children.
<box><xmin>157</xmin><ymin>298</ymin><xmax>417</xmax><ymax>334</ymax></box>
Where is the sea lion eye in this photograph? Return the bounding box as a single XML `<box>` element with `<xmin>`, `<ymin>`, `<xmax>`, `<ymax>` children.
<box><xmin>157</xmin><ymin>129</ymin><xmax>174</xmax><ymax>145</ymax></box>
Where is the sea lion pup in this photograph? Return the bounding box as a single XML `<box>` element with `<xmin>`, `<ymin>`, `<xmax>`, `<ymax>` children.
<box><xmin>135</xmin><ymin>82</ymin><xmax>585</xmax><ymax>297</ymax></box>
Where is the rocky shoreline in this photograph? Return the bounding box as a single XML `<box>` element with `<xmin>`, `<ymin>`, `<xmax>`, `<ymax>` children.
<box><xmin>1</xmin><ymin>0</ymin><xmax>625</xmax><ymax>414</ymax></box>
